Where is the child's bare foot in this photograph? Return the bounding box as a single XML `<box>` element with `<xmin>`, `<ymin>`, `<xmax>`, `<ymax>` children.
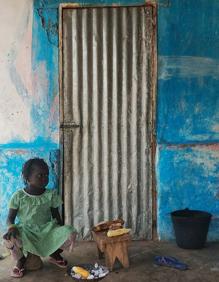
<box><xmin>11</xmin><ymin>256</ymin><xmax>26</xmax><ymax>278</ymax></box>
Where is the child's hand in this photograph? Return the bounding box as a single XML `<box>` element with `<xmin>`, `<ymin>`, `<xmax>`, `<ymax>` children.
<box><xmin>5</xmin><ymin>227</ymin><xmax>19</xmax><ymax>240</ymax></box>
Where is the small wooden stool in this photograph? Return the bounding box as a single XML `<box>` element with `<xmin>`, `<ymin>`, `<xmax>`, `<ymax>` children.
<box><xmin>24</xmin><ymin>253</ymin><xmax>43</xmax><ymax>271</ymax></box>
<box><xmin>92</xmin><ymin>231</ymin><xmax>131</xmax><ymax>271</ymax></box>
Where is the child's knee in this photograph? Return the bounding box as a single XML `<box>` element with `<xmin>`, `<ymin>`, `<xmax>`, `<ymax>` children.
<box><xmin>3</xmin><ymin>232</ymin><xmax>9</xmax><ymax>240</ymax></box>
<box><xmin>3</xmin><ymin>235</ymin><xmax>22</xmax><ymax>250</ymax></box>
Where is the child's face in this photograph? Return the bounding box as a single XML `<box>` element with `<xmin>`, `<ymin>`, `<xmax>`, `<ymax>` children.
<box><xmin>27</xmin><ymin>165</ymin><xmax>49</xmax><ymax>189</ymax></box>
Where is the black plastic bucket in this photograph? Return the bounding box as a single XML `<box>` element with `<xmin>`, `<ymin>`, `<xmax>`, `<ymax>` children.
<box><xmin>171</xmin><ymin>209</ymin><xmax>212</xmax><ymax>249</ymax></box>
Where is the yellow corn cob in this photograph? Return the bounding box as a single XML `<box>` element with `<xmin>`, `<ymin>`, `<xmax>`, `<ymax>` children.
<box><xmin>107</xmin><ymin>228</ymin><xmax>131</xmax><ymax>237</ymax></box>
<box><xmin>72</xmin><ymin>266</ymin><xmax>90</xmax><ymax>278</ymax></box>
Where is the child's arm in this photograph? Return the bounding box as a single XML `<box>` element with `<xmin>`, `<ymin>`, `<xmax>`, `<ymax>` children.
<box><xmin>7</xmin><ymin>208</ymin><xmax>18</xmax><ymax>225</ymax></box>
<box><xmin>4</xmin><ymin>208</ymin><xmax>19</xmax><ymax>239</ymax></box>
<box><xmin>51</xmin><ymin>207</ymin><xmax>63</xmax><ymax>225</ymax></box>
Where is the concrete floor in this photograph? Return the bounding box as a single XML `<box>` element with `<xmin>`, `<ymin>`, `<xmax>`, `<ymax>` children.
<box><xmin>1</xmin><ymin>241</ymin><xmax>219</xmax><ymax>282</ymax></box>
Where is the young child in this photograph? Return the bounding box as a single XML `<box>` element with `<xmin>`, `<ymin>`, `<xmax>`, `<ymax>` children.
<box><xmin>3</xmin><ymin>158</ymin><xmax>77</xmax><ymax>278</ymax></box>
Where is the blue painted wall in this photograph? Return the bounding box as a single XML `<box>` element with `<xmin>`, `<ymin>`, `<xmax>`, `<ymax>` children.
<box><xmin>1</xmin><ymin>0</ymin><xmax>219</xmax><ymax>242</ymax></box>
<box><xmin>157</xmin><ymin>0</ymin><xmax>219</xmax><ymax>240</ymax></box>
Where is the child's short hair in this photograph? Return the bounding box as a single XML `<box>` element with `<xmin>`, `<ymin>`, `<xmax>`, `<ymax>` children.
<box><xmin>22</xmin><ymin>158</ymin><xmax>49</xmax><ymax>183</ymax></box>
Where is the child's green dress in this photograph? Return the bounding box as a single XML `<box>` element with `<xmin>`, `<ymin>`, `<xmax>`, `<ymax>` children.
<box><xmin>9</xmin><ymin>189</ymin><xmax>76</xmax><ymax>257</ymax></box>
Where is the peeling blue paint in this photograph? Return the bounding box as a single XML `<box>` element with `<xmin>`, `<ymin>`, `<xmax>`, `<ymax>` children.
<box><xmin>157</xmin><ymin>0</ymin><xmax>219</xmax><ymax>240</ymax></box>
<box><xmin>0</xmin><ymin>139</ymin><xmax>58</xmax><ymax>149</ymax></box>
<box><xmin>36</xmin><ymin>8</ymin><xmax>58</xmax><ymax>46</ymax></box>
<box><xmin>31</xmin><ymin>6</ymin><xmax>59</xmax><ymax>140</ymax></box>
<box><xmin>157</xmin><ymin>145</ymin><xmax>219</xmax><ymax>241</ymax></box>
<box><xmin>157</xmin><ymin>77</ymin><xmax>219</xmax><ymax>143</ymax></box>
<box><xmin>158</xmin><ymin>0</ymin><xmax>219</xmax><ymax>144</ymax></box>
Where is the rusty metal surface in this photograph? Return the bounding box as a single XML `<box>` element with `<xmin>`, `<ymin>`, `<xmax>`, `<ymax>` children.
<box><xmin>61</xmin><ymin>6</ymin><xmax>155</xmax><ymax>239</ymax></box>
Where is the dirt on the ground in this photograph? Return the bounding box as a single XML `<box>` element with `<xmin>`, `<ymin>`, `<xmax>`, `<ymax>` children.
<box><xmin>1</xmin><ymin>241</ymin><xmax>219</xmax><ymax>282</ymax></box>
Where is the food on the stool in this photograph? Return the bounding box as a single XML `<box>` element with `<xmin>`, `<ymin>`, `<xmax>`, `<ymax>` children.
<box><xmin>109</xmin><ymin>222</ymin><xmax>123</xmax><ymax>230</ymax></box>
<box><xmin>72</xmin><ymin>266</ymin><xmax>90</xmax><ymax>279</ymax></box>
<box><xmin>93</xmin><ymin>218</ymin><xmax>124</xmax><ymax>232</ymax></box>
<box><xmin>107</xmin><ymin>228</ymin><xmax>131</xmax><ymax>237</ymax></box>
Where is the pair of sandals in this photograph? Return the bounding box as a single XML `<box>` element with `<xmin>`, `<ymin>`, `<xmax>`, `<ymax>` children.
<box><xmin>11</xmin><ymin>257</ymin><xmax>68</xmax><ymax>278</ymax></box>
<box><xmin>154</xmin><ymin>256</ymin><xmax>188</xmax><ymax>270</ymax></box>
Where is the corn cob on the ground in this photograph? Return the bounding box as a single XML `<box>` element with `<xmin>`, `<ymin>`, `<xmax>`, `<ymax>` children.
<box><xmin>72</xmin><ymin>266</ymin><xmax>90</xmax><ymax>278</ymax></box>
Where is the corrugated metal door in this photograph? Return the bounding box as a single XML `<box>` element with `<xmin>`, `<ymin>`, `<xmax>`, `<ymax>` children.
<box><xmin>61</xmin><ymin>6</ymin><xmax>155</xmax><ymax>239</ymax></box>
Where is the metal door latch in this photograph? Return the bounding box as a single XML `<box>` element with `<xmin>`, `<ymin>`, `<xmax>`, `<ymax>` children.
<box><xmin>60</xmin><ymin>122</ymin><xmax>81</xmax><ymax>129</ymax></box>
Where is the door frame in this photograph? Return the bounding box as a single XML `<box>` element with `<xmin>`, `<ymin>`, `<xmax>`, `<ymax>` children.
<box><xmin>58</xmin><ymin>2</ymin><xmax>157</xmax><ymax>239</ymax></box>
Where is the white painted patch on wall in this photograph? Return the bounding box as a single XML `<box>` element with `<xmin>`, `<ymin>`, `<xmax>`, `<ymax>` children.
<box><xmin>211</xmin><ymin>123</ymin><xmax>219</xmax><ymax>132</ymax></box>
<box><xmin>159</xmin><ymin>56</ymin><xmax>219</xmax><ymax>80</ymax></box>
<box><xmin>0</xmin><ymin>0</ymin><xmax>33</xmax><ymax>143</ymax></box>
<box><xmin>179</xmin><ymin>148</ymin><xmax>219</xmax><ymax>179</ymax></box>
